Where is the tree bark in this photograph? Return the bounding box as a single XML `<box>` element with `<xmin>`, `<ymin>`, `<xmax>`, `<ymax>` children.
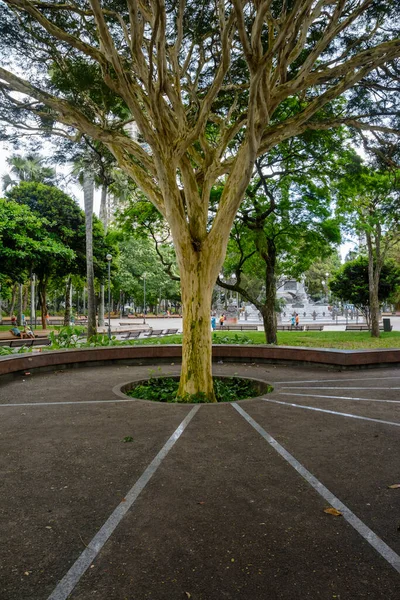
<box><xmin>98</xmin><ymin>284</ymin><xmax>105</xmax><ymax>326</ymax></box>
<box><xmin>9</xmin><ymin>283</ymin><xmax>17</xmax><ymax>317</ymax></box>
<box><xmin>99</xmin><ymin>184</ymin><xmax>108</xmax><ymax>233</ymax></box>
<box><xmin>37</xmin><ymin>278</ymin><xmax>47</xmax><ymax>330</ymax></box>
<box><xmin>178</xmin><ymin>262</ymin><xmax>215</xmax><ymax>402</ymax></box>
<box><xmin>17</xmin><ymin>283</ymin><xmax>23</xmax><ymax>326</ymax></box>
<box><xmin>366</xmin><ymin>232</ymin><xmax>382</xmax><ymax>338</ymax></box>
<box><xmin>64</xmin><ymin>276</ymin><xmax>71</xmax><ymax>326</ymax></box>
<box><xmin>262</xmin><ymin>239</ymin><xmax>277</xmax><ymax>344</ymax></box>
<box><xmin>83</xmin><ymin>172</ymin><xmax>97</xmax><ymax>339</ymax></box>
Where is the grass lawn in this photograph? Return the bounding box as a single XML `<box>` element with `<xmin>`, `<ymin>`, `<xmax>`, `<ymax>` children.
<box><xmin>135</xmin><ymin>330</ymin><xmax>400</xmax><ymax>350</ymax></box>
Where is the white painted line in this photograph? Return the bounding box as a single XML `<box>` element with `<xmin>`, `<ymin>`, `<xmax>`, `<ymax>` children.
<box><xmin>280</xmin><ymin>386</ymin><xmax>400</xmax><ymax>391</ymax></box>
<box><xmin>263</xmin><ymin>398</ymin><xmax>400</xmax><ymax>427</ymax></box>
<box><xmin>233</xmin><ymin>402</ymin><xmax>400</xmax><ymax>574</ymax></box>
<box><xmin>274</xmin><ymin>376</ymin><xmax>400</xmax><ymax>384</ymax></box>
<box><xmin>278</xmin><ymin>392</ymin><xmax>400</xmax><ymax>404</ymax></box>
<box><xmin>47</xmin><ymin>405</ymin><xmax>201</xmax><ymax>600</ymax></box>
<box><xmin>0</xmin><ymin>399</ymin><xmax>138</xmax><ymax>408</ymax></box>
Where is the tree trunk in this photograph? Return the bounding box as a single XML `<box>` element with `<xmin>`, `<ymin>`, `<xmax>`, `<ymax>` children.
<box><xmin>83</xmin><ymin>173</ymin><xmax>97</xmax><ymax>339</ymax></box>
<box><xmin>263</xmin><ymin>240</ymin><xmax>277</xmax><ymax>344</ymax></box>
<box><xmin>17</xmin><ymin>283</ymin><xmax>23</xmax><ymax>326</ymax></box>
<box><xmin>64</xmin><ymin>276</ymin><xmax>71</xmax><ymax>325</ymax></box>
<box><xmin>37</xmin><ymin>279</ymin><xmax>47</xmax><ymax>330</ymax></box>
<box><xmin>262</xmin><ymin>283</ymin><xmax>277</xmax><ymax>345</ymax></box>
<box><xmin>9</xmin><ymin>283</ymin><xmax>17</xmax><ymax>317</ymax></box>
<box><xmin>99</xmin><ymin>184</ymin><xmax>108</xmax><ymax>233</ymax></box>
<box><xmin>22</xmin><ymin>284</ymin><xmax>28</xmax><ymax>312</ymax></box>
<box><xmin>178</xmin><ymin>264</ymin><xmax>215</xmax><ymax>402</ymax></box>
<box><xmin>366</xmin><ymin>232</ymin><xmax>381</xmax><ymax>338</ymax></box>
<box><xmin>98</xmin><ymin>284</ymin><xmax>105</xmax><ymax>326</ymax></box>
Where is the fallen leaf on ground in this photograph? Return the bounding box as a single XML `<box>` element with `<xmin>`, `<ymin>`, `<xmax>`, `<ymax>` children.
<box><xmin>198</xmin><ymin>501</ymin><xmax>205</xmax><ymax>505</ymax></box>
<box><xmin>324</xmin><ymin>507</ymin><xmax>342</xmax><ymax>517</ymax></box>
<box><xmin>185</xmin><ymin>593</ymin><xmax>191</xmax><ymax>598</ymax></box>
<box><xmin>122</xmin><ymin>436</ymin><xmax>134</xmax><ymax>443</ymax></box>
<box><xmin>388</xmin><ymin>484</ymin><xmax>400</xmax><ymax>489</ymax></box>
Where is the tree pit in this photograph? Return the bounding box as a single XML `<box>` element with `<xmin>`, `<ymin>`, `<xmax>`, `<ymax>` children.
<box><xmin>121</xmin><ymin>376</ymin><xmax>273</xmax><ymax>403</ymax></box>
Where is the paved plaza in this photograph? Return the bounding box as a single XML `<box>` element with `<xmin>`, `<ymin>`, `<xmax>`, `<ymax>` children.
<box><xmin>1</xmin><ymin>362</ymin><xmax>400</xmax><ymax>599</ymax></box>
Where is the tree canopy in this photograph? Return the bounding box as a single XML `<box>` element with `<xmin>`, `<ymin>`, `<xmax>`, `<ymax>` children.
<box><xmin>329</xmin><ymin>256</ymin><xmax>400</xmax><ymax>319</ymax></box>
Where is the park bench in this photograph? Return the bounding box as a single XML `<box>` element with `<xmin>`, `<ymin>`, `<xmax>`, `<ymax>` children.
<box><xmin>214</xmin><ymin>324</ymin><xmax>259</xmax><ymax>331</ymax></box>
<box><xmin>121</xmin><ymin>330</ymin><xmax>144</xmax><ymax>340</ymax></box>
<box><xmin>276</xmin><ymin>325</ymin><xmax>303</xmax><ymax>331</ymax></box>
<box><xmin>305</xmin><ymin>324</ymin><xmax>324</xmax><ymax>331</ymax></box>
<box><xmin>345</xmin><ymin>324</ymin><xmax>390</xmax><ymax>331</ymax></box>
<box><xmin>164</xmin><ymin>328</ymin><xmax>179</xmax><ymax>335</ymax></box>
<box><xmin>0</xmin><ymin>338</ymin><xmax>51</xmax><ymax>348</ymax></box>
<box><xmin>143</xmin><ymin>329</ymin><xmax>165</xmax><ymax>337</ymax></box>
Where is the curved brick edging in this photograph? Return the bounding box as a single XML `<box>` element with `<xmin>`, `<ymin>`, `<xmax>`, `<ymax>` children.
<box><xmin>1</xmin><ymin>344</ymin><xmax>400</xmax><ymax>380</ymax></box>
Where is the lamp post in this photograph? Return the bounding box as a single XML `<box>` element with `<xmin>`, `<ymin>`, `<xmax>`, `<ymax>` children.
<box><xmin>106</xmin><ymin>253</ymin><xmax>112</xmax><ymax>339</ymax></box>
<box><xmin>143</xmin><ymin>273</ymin><xmax>147</xmax><ymax>324</ymax></box>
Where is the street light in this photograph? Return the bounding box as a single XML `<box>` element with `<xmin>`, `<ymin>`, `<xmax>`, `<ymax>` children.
<box><xmin>143</xmin><ymin>272</ymin><xmax>147</xmax><ymax>324</ymax></box>
<box><xmin>106</xmin><ymin>253</ymin><xmax>112</xmax><ymax>339</ymax></box>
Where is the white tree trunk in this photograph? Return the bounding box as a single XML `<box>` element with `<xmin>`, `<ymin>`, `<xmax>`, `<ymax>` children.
<box><xmin>98</xmin><ymin>284</ymin><xmax>105</xmax><ymax>326</ymax></box>
<box><xmin>83</xmin><ymin>172</ymin><xmax>97</xmax><ymax>338</ymax></box>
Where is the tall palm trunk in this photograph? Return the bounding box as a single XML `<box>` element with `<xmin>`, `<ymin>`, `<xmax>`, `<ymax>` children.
<box><xmin>83</xmin><ymin>172</ymin><xmax>97</xmax><ymax>338</ymax></box>
<box><xmin>17</xmin><ymin>283</ymin><xmax>23</xmax><ymax>326</ymax></box>
<box><xmin>64</xmin><ymin>276</ymin><xmax>71</xmax><ymax>325</ymax></box>
<box><xmin>9</xmin><ymin>283</ymin><xmax>17</xmax><ymax>317</ymax></box>
<box><xmin>98</xmin><ymin>184</ymin><xmax>108</xmax><ymax>327</ymax></box>
<box><xmin>37</xmin><ymin>278</ymin><xmax>48</xmax><ymax>329</ymax></box>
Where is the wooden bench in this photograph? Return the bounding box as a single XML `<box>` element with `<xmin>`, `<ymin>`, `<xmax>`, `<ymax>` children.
<box><xmin>0</xmin><ymin>338</ymin><xmax>51</xmax><ymax>348</ymax></box>
<box><xmin>345</xmin><ymin>324</ymin><xmax>390</xmax><ymax>331</ymax></box>
<box><xmin>214</xmin><ymin>325</ymin><xmax>259</xmax><ymax>331</ymax></box>
<box><xmin>121</xmin><ymin>330</ymin><xmax>144</xmax><ymax>340</ymax></box>
<box><xmin>143</xmin><ymin>329</ymin><xmax>165</xmax><ymax>338</ymax></box>
<box><xmin>276</xmin><ymin>325</ymin><xmax>303</xmax><ymax>331</ymax></box>
<box><xmin>304</xmin><ymin>324</ymin><xmax>324</xmax><ymax>331</ymax></box>
<box><xmin>164</xmin><ymin>328</ymin><xmax>179</xmax><ymax>335</ymax></box>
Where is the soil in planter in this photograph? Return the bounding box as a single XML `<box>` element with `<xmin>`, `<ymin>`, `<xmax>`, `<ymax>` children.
<box><xmin>126</xmin><ymin>376</ymin><xmax>273</xmax><ymax>403</ymax></box>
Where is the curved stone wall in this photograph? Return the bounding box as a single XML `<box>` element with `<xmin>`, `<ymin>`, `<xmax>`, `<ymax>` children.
<box><xmin>1</xmin><ymin>344</ymin><xmax>400</xmax><ymax>381</ymax></box>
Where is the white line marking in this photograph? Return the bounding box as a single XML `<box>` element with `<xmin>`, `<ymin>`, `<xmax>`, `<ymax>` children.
<box><xmin>280</xmin><ymin>386</ymin><xmax>400</xmax><ymax>391</ymax></box>
<box><xmin>233</xmin><ymin>402</ymin><xmax>400</xmax><ymax>574</ymax></box>
<box><xmin>263</xmin><ymin>398</ymin><xmax>400</xmax><ymax>427</ymax></box>
<box><xmin>47</xmin><ymin>405</ymin><xmax>201</xmax><ymax>600</ymax></box>
<box><xmin>274</xmin><ymin>376</ymin><xmax>400</xmax><ymax>384</ymax></box>
<box><xmin>278</xmin><ymin>392</ymin><xmax>400</xmax><ymax>404</ymax></box>
<box><xmin>0</xmin><ymin>399</ymin><xmax>138</xmax><ymax>408</ymax></box>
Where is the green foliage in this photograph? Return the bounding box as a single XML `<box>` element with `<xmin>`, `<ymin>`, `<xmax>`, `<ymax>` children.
<box><xmin>329</xmin><ymin>256</ymin><xmax>400</xmax><ymax>310</ymax></box>
<box><xmin>0</xmin><ymin>198</ymin><xmax>72</xmax><ymax>281</ymax></box>
<box><xmin>48</xmin><ymin>326</ymin><xmax>85</xmax><ymax>348</ymax></box>
<box><xmin>212</xmin><ymin>333</ymin><xmax>254</xmax><ymax>345</ymax></box>
<box><xmin>127</xmin><ymin>376</ymin><xmax>262</xmax><ymax>403</ymax></box>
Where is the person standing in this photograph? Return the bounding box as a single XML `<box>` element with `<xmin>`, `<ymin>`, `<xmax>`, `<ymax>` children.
<box><xmin>219</xmin><ymin>313</ymin><xmax>225</xmax><ymax>327</ymax></box>
<box><xmin>295</xmin><ymin>313</ymin><xmax>300</xmax><ymax>327</ymax></box>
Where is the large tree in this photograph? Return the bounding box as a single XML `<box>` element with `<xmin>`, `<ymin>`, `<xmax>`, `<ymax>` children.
<box><xmin>1</xmin><ymin>1</ymin><xmax>400</xmax><ymax>400</ymax></box>
<box><xmin>329</xmin><ymin>256</ymin><xmax>400</xmax><ymax>325</ymax></box>
<box><xmin>337</xmin><ymin>158</ymin><xmax>400</xmax><ymax>337</ymax></box>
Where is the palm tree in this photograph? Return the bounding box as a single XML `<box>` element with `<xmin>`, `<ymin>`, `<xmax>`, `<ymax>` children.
<box><xmin>2</xmin><ymin>154</ymin><xmax>56</xmax><ymax>190</ymax></box>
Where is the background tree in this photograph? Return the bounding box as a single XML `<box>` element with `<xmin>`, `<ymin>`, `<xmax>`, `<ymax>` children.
<box><xmin>329</xmin><ymin>256</ymin><xmax>400</xmax><ymax>326</ymax></box>
<box><xmin>2</xmin><ymin>153</ymin><xmax>57</xmax><ymax>191</ymax></box>
<box><xmin>337</xmin><ymin>157</ymin><xmax>400</xmax><ymax>337</ymax></box>
<box><xmin>217</xmin><ymin>134</ymin><xmax>342</xmax><ymax>343</ymax></box>
<box><xmin>0</xmin><ymin>198</ymin><xmax>72</xmax><ymax>323</ymax></box>
<box><xmin>1</xmin><ymin>1</ymin><xmax>400</xmax><ymax>399</ymax></box>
